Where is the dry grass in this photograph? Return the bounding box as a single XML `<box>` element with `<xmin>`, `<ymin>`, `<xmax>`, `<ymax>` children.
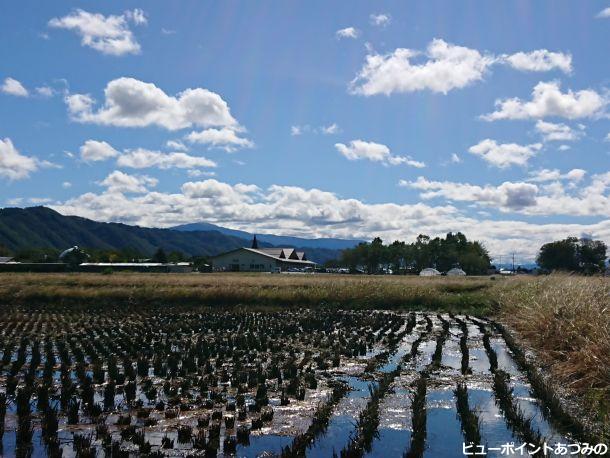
<box><xmin>495</xmin><ymin>274</ymin><xmax>610</xmax><ymax>437</ymax></box>
<box><xmin>0</xmin><ymin>272</ymin><xmax>496</xmax><ymax>313</ymax></box>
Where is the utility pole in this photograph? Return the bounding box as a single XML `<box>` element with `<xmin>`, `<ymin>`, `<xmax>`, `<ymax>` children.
<box><xmin>512</xmin><ymin>253</ymin><xmax>515</xmax><ymax>273</ymax></box>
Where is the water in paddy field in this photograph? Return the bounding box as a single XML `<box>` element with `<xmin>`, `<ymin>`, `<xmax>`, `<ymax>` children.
<box><xmin>0</xmin><ymin>311</ymin><xmax>582</xmax><ymax>457</ymax></box>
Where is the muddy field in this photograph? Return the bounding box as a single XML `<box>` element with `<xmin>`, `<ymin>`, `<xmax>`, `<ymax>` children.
<box><xmin>0</xmin><ymin>305</ymin><xmax>596</xmax><ymax>457</ymax></box>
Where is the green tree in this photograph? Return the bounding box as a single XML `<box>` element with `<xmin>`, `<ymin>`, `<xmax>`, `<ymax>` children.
<box><xmin>537</xmin><ymin>237</ymin><xmax>580</xmax><ymax>272</ymax></box>
<box><xmin>60</xmin><ymin>247</ymin><xmax>89</xmax><ymax>269</ymax></box>
<box><xmin>152</xmin><ymin>247</ymin><xmax>168</xmax><ymax>263</ymax></box>
<box><xmin>337</xmin><ymin>232</ymin><xmax>491</xmax><ymax>275</ymax></box>
<box><xmin>536</xmin><ymin>237</ymin><xmax>607</xmax><ymax>273</ymax></box>
<box><xmin>578</xmin><ymin>238</ymin><xmax>607</xmax><ymax>273</ymax></box>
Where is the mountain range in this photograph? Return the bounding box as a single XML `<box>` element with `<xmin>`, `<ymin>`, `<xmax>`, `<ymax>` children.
<box><xmin>172</xmin><ymin>222</ymin><xmax>363</xmax><ymax>250</ymax></box>
<box><xmin>0</xmin><ymin>207</ymin><xmax>362</xmax><ymax>263</ymax></box>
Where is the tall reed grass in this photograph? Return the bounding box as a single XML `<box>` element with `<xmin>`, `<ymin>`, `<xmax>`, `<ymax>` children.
<box><xmin>495</xmin><ymin>274</ymin><xmax>610</xmax><ymax>440</ymax></box>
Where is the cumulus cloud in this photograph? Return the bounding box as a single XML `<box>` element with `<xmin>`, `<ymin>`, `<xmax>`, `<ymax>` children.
<box><xmin>65</xmin><ymin>77</ymin><xmax>239</xmax><ymax>130</ymax></box>
<box><xmin>468</xmin><ymin>139</ymin><xmax>542</xmax><ymax>168</ymax></box>
<box><xmin>48</xmin><ymin>8</ymin><xmax>146</xmax><ymax>56</ymax></box>
<box><xmin>77</xmin><ymin>139</ymin><xmax>217</xmax><ymax>171</ymax></box>
<box><xmin>97</xmin><ymin>170</ymin><xmax>157</xmax><ymax>193</ymax></box>
<box><xmin>49</xmin><ymin>177</ymin><xmax>610</xmax><ymax>259</ymax></box>
<box><xmin>350</xmin><ymin>39</ymin><xmax>572</xmax><ymax>96</ymax></box>
<box><xmin>336</xmin><ymin>27</ymin><xmax>359</xmax><ymax>39</ymax></box>
<box><xmin>596</xmin><ymin>7</ymin><xmax>610</xmax><ymax>18</ymax></box>
<box><xmin>535</xmin><ymin>120</ymin><xmax>582</xmax><ymax>142</ymax></box>
<box><xmin>402</xmin><ymin>173</ymin><xmax>610</xmax><ymax>217</ymax></box>
<box><xmin>527</xmin><ymin>168</ymin><xmax>586</xmax><ymax>183</ymax></box>
<box><xmin>482</xmin><ymin>81</ymin><xmax>607</xmax><ymax>121</ymax></box>
<box><xmin>370</xmin><ymin>13</ymin><xmax>391</xmax><ymax>27</ymax></box>
<box><xmin>117</xmin><ymin>149</ymin><xmax>217</xmax><ymax>169</ymax></box>
<box><xmin>185</xmin><ymin>127</ymin><xmax>253</xmax><ymax>152</ymax></box>
<box><xmin>0</xmin><ymin>138</ymin><xmax>56</xmax><ymax>180</ymax></box>
<box><xmin>166</xmin><ymin>140</ymin><xmax>188</xmax><ymax>151</ymax></box>
<box><xmin>402</xmin><ymin>177</ymin><xmax>539</xmax><ymax>210</ymax></box>
<box><xmin>80</xmin><ymin>140</ymin><xmax>119</xmax><ymax>162</ymax></box>
<box><xmin>0</xmin><ymin>138</ymin><xmax>38</xmax><ymax>180</ymax></box>
<box><xmin>502</xmin><ymin>50</ymin><xmax>572</xmax><ymax>74</ymax></box>
<box><xmin>351</xmin><ymin>39</ymin><xmax>494</xmax><ymax>95</ymax></box>
<box><xmin>1</xmin><ymin>77</ymin><xmax>28</xmax><ymax>97</ymax></box>
<box><xmin>335</xmin><ymin>140</ymin><xmax>425</xmax><ymax>167</ymax></box>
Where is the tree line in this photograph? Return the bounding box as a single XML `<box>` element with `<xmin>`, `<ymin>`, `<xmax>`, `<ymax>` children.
<box><xmin>537</xmin><ymin>237</ymin><xmax>607</xmax><ymax>274</ymax></box>
<box><xmin>333</xmin><ymin>232</ymin><xmax>492</xmax><ymax>275</ymax></box>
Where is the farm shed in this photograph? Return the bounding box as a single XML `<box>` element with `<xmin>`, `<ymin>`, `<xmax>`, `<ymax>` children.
<box><xmin>447</xmin><ymin>267</ymin><xmax>467</xmax><ymax>276</ymax></box>
<box><xmin>419</xmin><ymin>268</ymin><xmax>441</xmax><ymax>277</ymax></box>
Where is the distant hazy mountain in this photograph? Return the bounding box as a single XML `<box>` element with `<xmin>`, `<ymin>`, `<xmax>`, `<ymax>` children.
<box><xmin>0</xmin><ymin>207</ymin><xmax>346</xmax><ymax>263</ymax></box>
<box><xmin>172</xmin><ymin>222</ymin><xmax>364</xmax><ymax>250</ymax></box>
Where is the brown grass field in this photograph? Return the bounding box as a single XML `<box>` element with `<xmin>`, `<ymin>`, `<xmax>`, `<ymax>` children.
<box><xmin>0</xmin><ymin>271</ymin><xmax>608</xmax><ymax>438</ymax></box>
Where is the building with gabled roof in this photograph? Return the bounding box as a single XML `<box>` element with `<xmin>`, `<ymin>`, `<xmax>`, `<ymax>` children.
<box><xmin>211</xmin><ymin>237</ymin><xmax>316</xmax><ymax>272</ymax></box>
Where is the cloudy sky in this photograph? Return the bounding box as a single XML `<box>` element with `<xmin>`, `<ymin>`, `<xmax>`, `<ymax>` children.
<box><xmin>1</xmin><ymin>1</ymin><xmax>609</xmax><ymax>261</ymax></box>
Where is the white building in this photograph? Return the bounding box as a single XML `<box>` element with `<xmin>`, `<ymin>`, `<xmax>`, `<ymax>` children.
<box><xmin>419</xmin><ymin>267</ymin><xmax>441</xmax><ymax>276</ymax></box>
<box><xmin>212</xmin><ymin>236</ymin><xmax>316</xmax><ymax>272</ymax></box>
<box><xmin>447</xmin><ymin>267</ymin><xmax>466</xmax><ymax>276</ymax></box>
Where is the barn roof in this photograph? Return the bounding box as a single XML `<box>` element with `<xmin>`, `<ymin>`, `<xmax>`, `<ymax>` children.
<box><xmin>212</xmin><ymin>247</ymin><xmax>316</xmax><ymax>265</ymax></box>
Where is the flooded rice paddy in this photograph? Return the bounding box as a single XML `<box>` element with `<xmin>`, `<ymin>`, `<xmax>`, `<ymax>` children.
<box><xmin>0</xmin><ymin>306</ymin><xmax>586</xmax><ymax>457</ymax></box>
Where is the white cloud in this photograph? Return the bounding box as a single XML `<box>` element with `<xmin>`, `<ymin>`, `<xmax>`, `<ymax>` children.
<box><xmin>351</xmin><ymin>39</ymin><xmax>494</xmax><ymax>95</ymax></box>
<box><xmin>402</xmin><ymin>177</ymin><xmax>539</xmax><ymax>210</ymax></box>
<box><xmin>370</xmin><ymin>13</ymin><xmax>391</xmax><ymax>27</ymax></box>
<box><xmin>321</xmin><ymin>123</ymin><xmax>340</xmax><ymax>134</ymax></box>
<box><xmin>48</xmin><ymin>9</ymin><xmax>146</xmax><ymax>56</ymax></box>
<box><xmin>596</xmin><ymin>7</ymin><xmax>610</xmax><ymax>18</ymax></box>
<box><xmin>605</xmin><ymin>133</ymin><xmax>610</xmax><ymax>142</ymax></box>
<box><xmin>80</xmin><ymin>140</ymin><xmax>119</xmax><ymax>162</ymax></box>
<box><xmin>62</xmin><ymin>181</ymin><xmax>72</xmax><ymax>188</ymax></box>
<box><xmin>402</xmin><ymin>172</ymin><xmax>610</xmax><ymax>217</ymax></box>
<box><xmin>65</xmin><ymin>77</ymin><xmax>239</xmax><ymax>130</ymax></box>
<box><xmin>0</xmin><ymin>138</ymin><xmax>38</xmax><ymax>180</ymax></box>
<box><xmin>450</xmin><ymin>153</ymin><xmax>462</xmax><ymax>163</ymax></box>
<box><xmin>117</xmin><ymin>148</ymin><xmax>217</xmax><ymax>170</ymax></box>
<box><xmin>50</xmin><ymin>177</ymin><xmax>610</xmax><ymax>260</ymax></box>
<box><xmin>558</xmin><ymin>144</ymin><xmax>571</xmax><ymax>151</ymax></box>
<box><xmin>291</xmin><ymin>125</ymin><xmax>304</xmax><ymax>136</ymax></box>
<box><xmin>187</xmin><ymin>169</ymin><xmax>215</xmax><ymax>178</ymax></box>
<box><xmin>336</xmin><ymin>27</ymin><xmax>360</xmax><ymax>39</ymax></box>
<box><xmin>535</xmin><ymin>120</ymin><xmax>582</xmax><ymax>142</ymax></box>
<box><xmin>291</xmin><ymin>124</ymin><xmax>340</xmax><ymax>136</ymax></box>
<box><xmin>482</xmin><ymin>81</ymin><xmax>607</xmax><ymax>121</ymax></box>
<box><xmin>185</xmin><ymin>127</ymin><xmax>253</xmax><ymax>152</ymax></box>
<box><xmin>335</xmin><ymin>140</ymin><xmax>425</xmax><ymax>167</ymax></box>
<box><xmin>527</xmin><ymin>168</ymin><xmax>586</xmax><ymax>183</ymax></box>
<box><xmin>124</xmin><ymin>8</ymin><xmax>147</xmax><ymax>25</ymax></box>
<box><xmin>166</xmin><ymin>140</ymin><xmax>188</xmax><ymax>151</ymax></box>
<box><xmin>1</xmin><ymin>77</ymin><xmax>28</xmax><ymax>97</ymax></box>
<box><xmin>97</xmin><ymin>170</ymin><xmax>157</xmax><ymax>193</ymax></box>
<box><xmin>35</xmin><ymin>86</ymin><xmax>55</xmax><ymax>97</ymax></box>
<box><xmin>468</xmin><ymin>139</ymin><xmax>542</xmax><ymax>168</ymax></box>
<box><xmin>78</xmin><ymin>139</ymin><xmax>216</xmax><ymax>170</ymax></box>
<box><xmin>351</xmin><ymin>40</ymin><xmax>575</xmax><ymax>97</ymax></box>
<box><xmin>502</xmin><ymin>50</ymin><xmax>572</xmax><ymax>74</ymax></box>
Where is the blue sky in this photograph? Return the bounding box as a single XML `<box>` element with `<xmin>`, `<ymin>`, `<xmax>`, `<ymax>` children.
<box><xmin>1</xmin><ymin>1</ymin><xmax>609</xmax><ymax>261</ymax></box>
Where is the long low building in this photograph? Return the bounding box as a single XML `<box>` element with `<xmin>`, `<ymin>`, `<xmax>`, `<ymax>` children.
<box><xmin>212</xmin><ymin>237</ymin><xmax>316</xmax><ymax>272</ymax></box>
